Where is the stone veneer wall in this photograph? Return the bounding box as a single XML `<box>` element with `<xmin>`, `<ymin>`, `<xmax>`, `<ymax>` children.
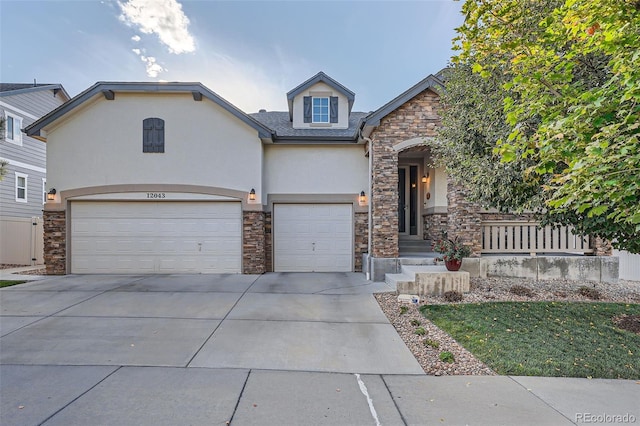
<box><xmin>446</xmin><ymin>178</ymin><xmax>482</xmax><ymax>256</ymax></box>
<box><xmin>242</xmin><ymin>211</ymin><xmax>266</xmax><ymax>274</ymax></box>
<box><xmin>369</xmin><ymin>89</ymin><xmax>442</xmax><ymax>258</ymax></box>
<box><xmin>43</xmin><ymin>210</ymin><xmax>66</xmax><ymax>275</ymax></box>
<box><xmin>423</xmin><ymin>213</ymin><xmax>448</xmax><ymax>245</ymax></box>
<box><xmin>354</xmin><ymin>212</ymin><xmax>368</xmax><ymax>272</ymax></box>
<box><xmin>591</xmin><ymin>237</ymin><xmax>613</xmax><ymax>256</ymax></box>
<box><xmin>264</xmin><ymin>212</ymin><xmax>273</xmax><ymax>272</ymax></box>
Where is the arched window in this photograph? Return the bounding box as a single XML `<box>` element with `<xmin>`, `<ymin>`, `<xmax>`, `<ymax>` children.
<box><xmin>143</xmin><ymin>117</ymin><xmax>164</xmax><ymax>153</ymax></box>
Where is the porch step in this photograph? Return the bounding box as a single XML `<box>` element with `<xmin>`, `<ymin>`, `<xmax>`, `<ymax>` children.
<box><xmin>386</xmin><ymin>265</ymin><xmax>470</xmax><ymax>297</ymax></box>
<box><xmin>398</xmin><ymin>239</ymin><xmax>433</xmax><ymax>253</ymax></box>
<box><xmin>398</xmin><ymin>255</ymin><xmax>438</xmax><ymax>264</ymax></box>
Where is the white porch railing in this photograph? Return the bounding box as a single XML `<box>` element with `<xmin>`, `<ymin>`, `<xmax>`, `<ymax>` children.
<box><xmin>481</xmin><ymin>221</ymin><xmax>592</xmax><ymax>254</ymax></box>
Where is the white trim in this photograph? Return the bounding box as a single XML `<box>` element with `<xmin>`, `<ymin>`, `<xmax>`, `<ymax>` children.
<box><xmin>312</xmin><ymin>96</ymin><xmax>329</xmax><ymax>123</ymax></box>
<box><xmin>3</xmin><ymin>113</ymin><xmax>23</xmax><ymax>146</ymax></box>
<box><xmin>0</xmin><ymin>101</ymin><xmax>38</xmax><ymax>120</ymax></box>
<box><xmin>15</xmin><ymin>172</ymin><xmax>28</xmax><ymax>203</ymax></box>
<box><xmin>0</xmin><ymin>157</ymin><xmax>46</xmax><ymax>174</ymax></box>
<box><xmin>42</xmin><ymin>178</ymin><xmax>47</xmax><ymax>205</ymax></box>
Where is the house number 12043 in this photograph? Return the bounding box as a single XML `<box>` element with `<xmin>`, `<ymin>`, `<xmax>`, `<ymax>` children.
<box><xmin>147</xmin><ymin>192</ymin><xmax>166</xmax><ymax>199</ymax></box>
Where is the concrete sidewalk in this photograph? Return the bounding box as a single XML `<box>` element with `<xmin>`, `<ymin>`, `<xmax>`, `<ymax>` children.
<box><xmin>1</xmin><ymin>273</ymin><xmax>638</xmax><ymax>425</ymax></box>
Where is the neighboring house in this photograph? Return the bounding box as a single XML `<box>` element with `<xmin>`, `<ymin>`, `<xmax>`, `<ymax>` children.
<box><xmin>0</xmin><ymin>83</ymin><xmax>70</xmax><ymax>265</ymax></box>
<box><xmin>25</xmin><ymin>72</ymin><xmax>607</xmax><ymax>277</ymax></box>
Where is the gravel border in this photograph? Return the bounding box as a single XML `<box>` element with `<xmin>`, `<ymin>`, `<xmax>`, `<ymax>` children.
<box><xmin>375</xmin><ymin>277</ymin><xmax>640</xmax><ymax>376</ymax></box>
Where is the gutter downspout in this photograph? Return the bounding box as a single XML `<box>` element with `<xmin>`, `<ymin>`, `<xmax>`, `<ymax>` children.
<box><xmin>360</xmin><ymin>129</ymin><xmax>373</xmax><ymax>280</ymax></box>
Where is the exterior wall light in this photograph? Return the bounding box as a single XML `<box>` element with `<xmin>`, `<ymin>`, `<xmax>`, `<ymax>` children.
<box><xmin>47</xmin><ymin>188</ymin><xmax>57</xmax><ymax>201</ymax></box>
<box><xmin>248</xmin><ymin>188</ymin><xmax>256</xmax><ymax>202</ymax></box>
<box><xmin>421</xmin><ymin>172</ymin><xmax>429</xmax><ymax>183</ymax></box>
<box><xmin>359</xmin><ymin>191</ymin><xmax>367</xmax><ymax>205</ymax></box>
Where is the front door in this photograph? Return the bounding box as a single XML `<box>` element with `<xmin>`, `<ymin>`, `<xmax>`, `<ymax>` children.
<box><xmin>398</xmin><ymin>166</ymin><xmax>418</xmax><ymax>236</ymax></box>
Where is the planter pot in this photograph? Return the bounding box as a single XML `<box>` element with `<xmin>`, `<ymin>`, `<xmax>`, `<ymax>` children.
<box><xmin>445</xmin><ymin>259</ymin><xmax>462</xmax><ymax>271</ymax></box>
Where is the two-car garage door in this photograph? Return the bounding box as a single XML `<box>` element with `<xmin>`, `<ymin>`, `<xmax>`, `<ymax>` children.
<box><xmin>71</xmin><ymin>201</ymin><xmax>242</xmax><ymax>274</ymax></box>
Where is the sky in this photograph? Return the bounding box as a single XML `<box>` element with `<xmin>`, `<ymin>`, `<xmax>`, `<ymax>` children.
<box><xmin>0</xmin><ymin>0</ymin><xmax>464</xmax><ymax>113</ymax></box>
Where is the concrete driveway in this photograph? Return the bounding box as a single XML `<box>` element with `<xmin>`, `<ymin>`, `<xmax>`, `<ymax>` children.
<box><xmin>1</xmin><ymin>273</ymin><xmax>638</xmax><ymax>425</ymax></box>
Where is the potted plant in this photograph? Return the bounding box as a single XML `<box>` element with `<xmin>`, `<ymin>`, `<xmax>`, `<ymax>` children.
<box><xmin>433</xmin><ymin>237</ymin><xmax>471</xmax><ymax>271</ymax></box>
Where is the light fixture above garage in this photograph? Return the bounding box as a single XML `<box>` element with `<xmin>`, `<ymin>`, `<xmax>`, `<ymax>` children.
<box><xmin>359</xmin><ymin>191</ymin><xmax>367</xmax><ymax>206</ymax></box>
<box><xmin>249</xmin><ymin>188</ymin><xmax>256</xmax><ymax>202</ymax></box>
<box><xmin>47</xmin><ymin>188</ymin><xmax>56</xmax><ymax>201</ymax></box>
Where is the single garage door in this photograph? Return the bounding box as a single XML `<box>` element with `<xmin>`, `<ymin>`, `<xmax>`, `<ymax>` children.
<box><xmin>274</xmin><ymin>203</ymin><xmax>353</xmax><ymax>272</ymax></box>
<box><xmin>71</xmin><ymin>201</ymin><xmax>242</xmax><ymax>274</ymax></box>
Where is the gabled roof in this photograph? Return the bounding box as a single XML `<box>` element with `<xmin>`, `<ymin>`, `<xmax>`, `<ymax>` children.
<box><xmin>0</xmin><ymin>83</ymin><xmax>70</xmax><ymax>100</ymax></box>
<box><xmin>250</xmin><ymin>110</ymin><xmax>366</xmax><ymax>143</ymax></box>
<box><xmin>286</xmin><ymin>72</ymin><xmax>355</xmax><ymax>120</ymax></box>
<box><xmin>25</xmin><ymin>82</ymin><xmax>274</xmax><ymax>140</ymax></box>
<box><xmin>360</xmin><ymin>74</ymin><xmax>444</xmax><ymax>132</ymax></box>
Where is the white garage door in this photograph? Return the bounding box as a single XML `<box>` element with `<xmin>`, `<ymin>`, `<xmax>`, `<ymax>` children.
<box><xmin>71</xmin><ymin>201</ymin><xmax>242</xmax><ymax>274</ymax></box>
<box><xmin>274</xmin><ymin>204</ymin><xmax>353</xmax><ymax>272</ymax></box>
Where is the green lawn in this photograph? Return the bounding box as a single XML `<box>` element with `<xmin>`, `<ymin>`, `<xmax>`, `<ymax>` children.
<box><xmin>420</xmin><ymin>302</ymin><xmax>640</xmax><ymax>379</ymax></box>
<box><xmin>0</xmin><ymin>280</ymin><xmax>27</xmax><ymax>288</ymax></box>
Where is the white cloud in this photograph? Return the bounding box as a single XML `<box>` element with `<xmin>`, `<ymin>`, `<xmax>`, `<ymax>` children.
<box><xmin>131</xmin><ymin>35</ymin><xmax>141</xmax><ymax>42</ymax></box>
<box><xmin>132</xmin><ymin>48</ymin><xmax>141</xmax><ymax>55</ymax></box>
<box><xmin>139</xmin><ymin>55</ymin><xmax>166</xmax><ymax>78</ymax></box>
<box><xmin>118</xmin><ymin>0</ymin><xmax>195</xmax><ymax>54</ymax></box>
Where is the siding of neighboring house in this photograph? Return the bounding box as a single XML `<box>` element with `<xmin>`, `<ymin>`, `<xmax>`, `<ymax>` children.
<box><xmin>0</xmin><ymin>85</ymin><xmax>68</xmax><ymax>264</ymax></box>
<box><xmin>614</xmin><ymin>250</ymin><xmax>640</xmax><ymax>281</ymax></box>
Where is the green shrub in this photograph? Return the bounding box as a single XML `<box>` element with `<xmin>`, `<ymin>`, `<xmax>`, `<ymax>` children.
<box><xmin>410</xmin><ymin>319</ymin><xmax>421</xmax><ymax>326</ymax></box>
<box><xmin>439</xmin><ymin>351</ymin><xmax>455</xmax><ymax>363</ymax></box>
<box><xmin>415</xmin><ymin>327</ymin><xmax>426</xmax><ymax>335</ymax></box>
<box><xmin>423</xmin><ymin>339</ymin><xmax>440</xmax><ymax>349</ymax></box>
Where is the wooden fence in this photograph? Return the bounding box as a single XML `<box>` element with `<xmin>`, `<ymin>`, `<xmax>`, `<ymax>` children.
<box><xmin>481</xmin><ymin>221</ymin><xmax>592</xmax><ymax>254</ymax></box>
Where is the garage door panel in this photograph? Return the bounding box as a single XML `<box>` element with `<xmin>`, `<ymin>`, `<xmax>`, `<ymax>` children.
<box><xmin>71</xmin><ymin>201</ymin><xmax>242</xmax><ymax>274</ymax></box>
<box><xmin>274</xmin><ymin>204</ymin><xmax>353</xmax><ymax>272</ymax></box>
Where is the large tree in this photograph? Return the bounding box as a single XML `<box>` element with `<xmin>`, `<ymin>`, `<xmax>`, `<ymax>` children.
<box><xmin>446</xmin><ymin>0</ymin><xmax>640</xmax><ymax>253</ymax></box>
<box><xmin>435</xmin><ymin>63</ymin><xmax>543</xmax><ymax>213</ymax></box>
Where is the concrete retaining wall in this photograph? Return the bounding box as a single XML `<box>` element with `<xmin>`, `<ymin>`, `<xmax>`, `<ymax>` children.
<box><xmin>367</xmin><ymin>254</ymin><xmax>619</xmax><ymax>283</ymax></box>
<box><xmin>477</xmin><ymin>256</ymin><xmax>619</xmax><ymax>284</ymax></box>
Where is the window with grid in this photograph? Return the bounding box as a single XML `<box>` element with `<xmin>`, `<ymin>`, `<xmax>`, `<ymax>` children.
<box><xmin>312</xmin><ymin>97</ymin><xmax>329</xmax><ymax>123</ymax></box>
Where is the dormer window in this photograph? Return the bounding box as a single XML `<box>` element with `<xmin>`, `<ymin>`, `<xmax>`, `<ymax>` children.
<box><xmin>303</xmin><ymin>96</ymin><xmax>339</xmax><ymax>124</ymax></box>
<box><xmin>313</xmin><ymin>97</ymin><xmax>329</xmax><ymax>123</ymax></box>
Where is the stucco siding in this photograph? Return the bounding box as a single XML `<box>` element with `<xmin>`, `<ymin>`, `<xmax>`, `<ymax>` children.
<box><xmin>45</xmin><ymin>93</ymin><xmax>263</xmax><ymax>199</ymax></box>
<box><xmin>264</xmin><ymin>144</ymin><xmax>367</xmax><ymax>195</ymax></box>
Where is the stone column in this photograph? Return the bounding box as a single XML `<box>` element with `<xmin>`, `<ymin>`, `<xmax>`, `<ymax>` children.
<box><xmin>242</xmin><ymin>211</ymin><xmax>266</xmax><ymax>274</ymax></box>
<box><xmin>264</xmin><ymin>212</ymin><xmax>273</xmax><ymax>272</ymax></box>
<box><xmin>371</xmin><ymin>141</ymin><xmax>399</xmax><ymax>258</ymax></box>
<box><xmin>43</xmin><ymin>210</ymin><xmax>66</xmax><ymax>275</ymax></box>
<box><xmin>591</xmin><ymin>237</ymin><xmax>613</xmax><ymax>256</ymax></box>
<box><xmin>446</xmin><ymin>178</ymin><xmax>482</xmax><ymax>256</ymax></box>
<box><xmin>354</xmin><ymin>211</ymin><xmax>368</xmax><ymax>272</ymax></box>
